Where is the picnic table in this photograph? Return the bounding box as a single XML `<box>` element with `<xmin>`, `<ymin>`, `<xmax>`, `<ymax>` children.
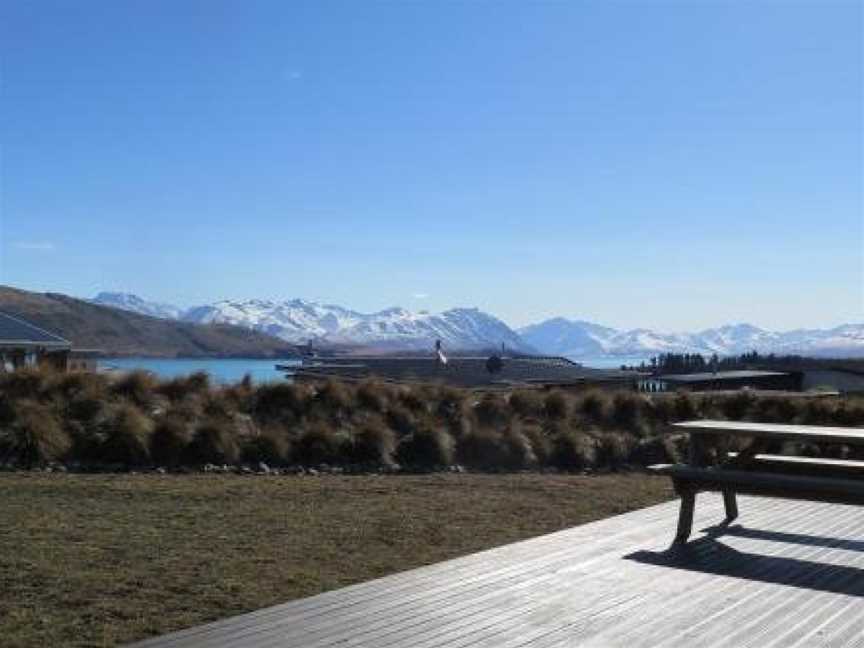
<box><xmin>650</xmin><ymin>420</ymin><xmax>864</xmax><ymax>544</ymax></box>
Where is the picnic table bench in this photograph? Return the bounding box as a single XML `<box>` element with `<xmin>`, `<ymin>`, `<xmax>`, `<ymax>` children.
<box><xmin>650</xmin><ymin>420</ymin><xmax>864</xmax><ymax>544</ymax></box>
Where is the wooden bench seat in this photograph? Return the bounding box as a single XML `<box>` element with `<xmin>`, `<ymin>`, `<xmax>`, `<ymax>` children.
<box><xmin>649</xmin><ymin>462</ymin><xmax>864</xmax><ymax>543</ymax></box>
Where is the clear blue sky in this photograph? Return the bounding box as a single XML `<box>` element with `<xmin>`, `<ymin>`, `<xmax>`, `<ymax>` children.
<box><xmin>1</xmin><ymin>0</ymin><xmax>861</xmax><ymax>331</ymax></box>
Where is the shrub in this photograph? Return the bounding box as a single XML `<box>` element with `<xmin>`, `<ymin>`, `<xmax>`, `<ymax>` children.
<box><xmin>720</xmin><ymin>391</ymin><xmax>755</xmax><ymax>420</ymax></box>
<box><xmin>99</xmin><ymin>404</ymin><xmax>153</xmax><ymax>466</ymax></box>
<box><xmin>457</xmin><ymin>429</ymin><xmax>505</xmax><ymax>469</ymax></box>
<box><xmin>597</xmin><ymin>432</ymin><xmax>635</xmax><ymax>468</ymax></box>
<box><xmin>500</xmin><ymin>425</ymin><xmax>537</xmax><ymax>469</ymax></box>
<box><xmin>254</xmin><ymin>382</ymin><xmax>308</xmax><ymax>422</ymax></box>
<box><xmin>386</xmin><ymin>404</ymin><xmax>418</xmax><ymax>437</ymax></box>
<box><xmin>0</xmin><ymin>400</ymin><xmax>69</xmax><ymax>467</ymax></box>
<box><xmin>157</xmin><ymin>372</ymin><xmax>210</xmax><ymax>402</ymax></box>
<box><xmin>836</xmin><ymin>402</ymin><xmax>864</xmax><ymax>427</ymax></box>
<box><xmin>46</xmin><ymin>371</ymin><xmax>108</xmax><ymax>402</ymax></box>
<box><xmin>0</xmin><ymin>368</ymin><xmax>48</xmax><ymax>401</ymax></box>
<box><xmin>313</xmin><ymin>380</ymin><xmax>354</xmax><ymax>419</ymax></box>
<box><xmin>673</xmin><ymin>391</ymin><xmax>699</xmax><ymax>420</ymax></box>
<box><xmin>578</xmin><ymin>390</ymin><xmax>609</xmax><ymax>424</ymax></box>
<box><xmin>801</xmin><ymin>399</ymin><xmax>836</xmax><ymax>425</ymax></box>
<box><xmin>651</xmin><ymin>395</ymin><xmax>675</xmax><ymax>425</ymax></box>
<box><xmin>184</xmin><ymin>419</ymin><xmax>240</xmax><ymax>465</ymax></box>
<box><xmin>110</xmin><ymin>371</ymin><xmax>158</xmax><ymax>408</ymax></box>
<box><xmin>397</xmin><ymin>425</ymin><xmax>455</xmax><ymax>468</ymax></box>
<box><xmin>544</xmin><ymin>391</ymin><xmax>570</xmax><ymax>421</ymax></box>
<box><xmin>241</xmin><ymin>429</ymin><xmax>290</xmax><ymax>465</ymax></box>
<box><xmin>551</xmin><ymin>430</ymin><xmax>597</xmax><ymax>471</ymax></box>
<box><xmin>436</xmin><ymin>387</ymin><xmax>470</xmax><ymax>433</ymax></box>
<box><xmin>629</xmin><ymin>435</ymin><xmax>680</xmax><ymax>466</ymax></box>
<box><xmin>522</xmin><ymin>424</ymin><xmax>551</xmax><ymax>466</ymax></box>
<box><xmin>610</xmin><ymin>392</ymin><xmax>645</xmax><ymax>429</ymax></box>
<box><xmin>150</xmin><ymin>415</ymin><xmax>191</xmax><ymax>467</ymax></box>
<box><xmin>352</xmin><ymin>421</ymin><xmax>397</xmax><ymax>465</ymax></box>
<box><xmin>475</xmin><ymin>394</ymin><xmax>510</xmax><ymax>428</ymax></box>
<box><xmin>357</xmin><ymin>380</ymin><xmax>388</xmax><ymax>413</ymax></box>
<box><xmin>457</xmin><ymin>427</ymin><xmax>535</xmax><ymax>470</ymax></box>
<box><xmin>0</xmin><ymin>393</ymin><xmax>15</xmax><ymax>427</ymax></box>
<box><xmin>66</xmin><ymin>394</ymin><xmax>105</xmax><ymax>424</ymax></box>
<box><xmin>294</xmin><ymin>424</ymin><xmax>350</xmax><ymax>465</ymax></box>
<box><xmin>509</xmin><ymin>390</ymin><xmax>545</xmax><ymax>419</ymax></box>
<box><xmin>397</xmin><ymin>388</ymin><xmax>427</xmax><ymax>414</ymax></box>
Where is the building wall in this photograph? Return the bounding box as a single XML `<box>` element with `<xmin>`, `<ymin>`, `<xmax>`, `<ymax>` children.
<box><xmin>639</xmin><ymin>373</ymin><xmax>801</xmax><ymax>393</ymax></box>
<box><xmin>802</xmin><ymin>370</ymin><xmax>864</xmax><ymax>394</ymax></box>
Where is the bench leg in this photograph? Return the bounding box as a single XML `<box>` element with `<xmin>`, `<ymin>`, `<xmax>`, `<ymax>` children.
<box><xmin>674</xmin><ymin>489</ymin><xmax>697</xmax><ymax>544</ymax></box>
<box><xmin>723</xmin><ymin>489</ymin><xmax>738</xmax><ymax>524</ymax></box>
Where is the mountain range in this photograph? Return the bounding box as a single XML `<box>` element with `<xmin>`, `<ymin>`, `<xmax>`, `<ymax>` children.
<box><xmin>92</xmin><ymin>292</ymin><xmax>864</xmax><ymax>359</ymax></box>
<box><xmin>0</xmin><ymin>287</ymin><xmax>295</xmax><ymax>358</ymax></box>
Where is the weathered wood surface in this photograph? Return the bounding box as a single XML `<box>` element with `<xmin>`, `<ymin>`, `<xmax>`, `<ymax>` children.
<box><xmin>675</xmin><ymin>420</ymin><xmax>864</xmax><ymax>445</ymax></box>
<box><xmin>129</xmin><ymin>495</ymin><xmax>864</xmax><ymax>647</ymax></box>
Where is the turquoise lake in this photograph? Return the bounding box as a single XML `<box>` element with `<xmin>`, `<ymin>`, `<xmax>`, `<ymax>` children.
<box><xmin>98</xmin><ymin>356</ymin><xmax>648</xmax><ymax>383</ymax></box>
<box><xmin>99</xmin><ymin>358</ymin><xmax>299</xmax><ymax>384</ymax></box>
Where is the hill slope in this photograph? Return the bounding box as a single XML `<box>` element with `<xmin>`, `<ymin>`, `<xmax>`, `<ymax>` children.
<box><xmin>0</xmin><ymin>287</ymin><xmax>296</xmax><ymax>357</ymax></box>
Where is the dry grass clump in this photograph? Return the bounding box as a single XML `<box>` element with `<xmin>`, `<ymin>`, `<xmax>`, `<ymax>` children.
<box><xmin>98</xmin><ymin>403</ymin><xmax>153</xmax><ymax>466</ymax></box>
<box><xmin>110</xmin><ymin>370</ymin><xmax>159</xmax><ymax>409</ymax></box>
<box><xmin>253</xmin><ymin>382</ymin><xmax>308</xmax><ymax>422</ymax></box>
<box><xmin>2</xmin><ymin>367</ymin><xmax>862</xmax><ymax>472</ymax></box>
<box><xmin>351</xmin><ymin>419</ymin><xmax>397</xmax><ymax>465</ymax></box>
<box><xmin>295</xmin><ymin>424</ymin><xmax>350</xmax><ymax>465</ymax></box>
<box><xmin>509</xmin><ymin>390</ymin><xmax>545</xmax><ymax>419</ymax></box>
<box><xmin>544</xmin><ymin>390</ymin><xmax>571</xmax><ymax>421</ymax></box>
<box><xmin>241</xmin><ymin>429</ymin><xmax>290</xmax><ymax>465</ymax></box>
<box><xmin>474</xmin><ymin>394</ymin><xmax>511</xmax><ymax>427</ymax></box>
<box><xmin>551</xmin><ymin>430</ymin><xmax>597</xmax><ymax>471</ymax></box>
<box><xmin>150</xmin><ymin>415</ymin><xmax>192</xmax><ymax>467</ymax></box>
<box><xmin>356</xmin><ymin>380</ymin><xmax>388</xmax><ymax>413</ymax></box>
<box><xmin>577</xmin><ymin>390</ymin><xmax>609</xmax><ymax>424</ymax></box>
<box><xmin>0</xmin><ymin>367</ymin><xmax>51</xmax><ymax>400</ymax></box>
<box><xmin>397</xmin><ymin>425</ymin><xmax>455</xmax><ymax>468</ymax></box>
<box><xmin>0</xmin><ymin>400</ymin><xmax>70</xmax><ymax>467</ymax></box>
<box><xmin>184</xmin><ymin>419</ymin><xmax>240</xmax><ymax>465</ymax></box>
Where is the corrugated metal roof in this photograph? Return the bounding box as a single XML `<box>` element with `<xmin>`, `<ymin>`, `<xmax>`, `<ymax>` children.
<box><xmin>290</xmin><ymin>355</ymin><xmax>636</xmax><ymax>387</ymax></box>
<box><xmin>0</xmin><ymin>311</ymin><xmax>71</xmax><ymax>348</ymax></box>
<box><xmin>659</xmin><ymin>370</ymin><xmax>790</xmax><ymax>382</ymax></box>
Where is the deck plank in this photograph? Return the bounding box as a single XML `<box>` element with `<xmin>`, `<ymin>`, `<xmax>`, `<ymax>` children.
<box><xmin>129</xmin><ymin>495</ymin><xmax>864</xmax><ymax>647</ymax></box>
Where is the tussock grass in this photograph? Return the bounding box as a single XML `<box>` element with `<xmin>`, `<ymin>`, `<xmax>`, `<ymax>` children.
<box><xmin>0</xmin><ymin>368</ymin><xmax>861</xmax><ymax>471</ymax></box>
<box><xmin>0</xmin><ymin>400</ymin><xmax>69</xmax><ymax>467</ymax></box>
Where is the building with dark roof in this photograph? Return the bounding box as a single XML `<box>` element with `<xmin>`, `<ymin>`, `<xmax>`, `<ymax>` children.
<box><xmin>282</xmin><ymin>354</ymin><xmax>639</xmax><ymax>390</ymax></box>
<box><xmin>0</xmin><ymin>311</ymin><xmax>72</xmax><ymax>371</ymax></box>
<box><xmin>639</xmin><ymin>369</ymin><xmax>800</xmax><ymax>393</ymax></box>
<box><xmin>801</xmin><ymin>367</ymin><xmax>864</xmax><ymax>394</ymax></box>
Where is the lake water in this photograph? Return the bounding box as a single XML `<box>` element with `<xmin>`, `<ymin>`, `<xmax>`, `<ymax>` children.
<box><xmin>99</xmin><ymin>358</ymin><xmax>299</xmax><ymax>384</ymax></box>
<box><xmin>574</xmin><ymin>356</ymin><xmax>651</xmax><ymax>369</ymax></box>
<box><xmin>99</xmin><ymin>355</ymin><xmax>649</xmax><ymax>383</ymax></box>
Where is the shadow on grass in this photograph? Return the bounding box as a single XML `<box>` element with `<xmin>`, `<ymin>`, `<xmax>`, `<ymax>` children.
<box><xmin>625</xmin><ymin>525</ymin><xmax>864</xmax><ymax>597</ymax></box>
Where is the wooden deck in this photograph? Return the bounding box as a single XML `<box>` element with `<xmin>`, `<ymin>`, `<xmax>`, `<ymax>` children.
<box><xmin>130</xmin><ymin>494</ymin><xmax>864</xmax><ymax>647</ymax></box>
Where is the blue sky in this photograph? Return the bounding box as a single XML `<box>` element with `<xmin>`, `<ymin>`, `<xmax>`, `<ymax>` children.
<box><xmin>1</xmin><ymin>0</ymin><xmax>861</xmax><ymax>331</ymax></box>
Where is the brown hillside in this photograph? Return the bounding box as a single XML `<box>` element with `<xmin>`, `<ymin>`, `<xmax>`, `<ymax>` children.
<box><xmin>0</xmin><ymin>286</ymin><xmax>297</xmax><ymax>357</ymax></box>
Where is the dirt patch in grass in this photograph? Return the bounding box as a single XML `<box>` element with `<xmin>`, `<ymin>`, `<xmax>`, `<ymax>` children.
<box><xmin>0</xmin><ymin>472</ymin><xmax>673</xmax><ymax>646</ymax></box>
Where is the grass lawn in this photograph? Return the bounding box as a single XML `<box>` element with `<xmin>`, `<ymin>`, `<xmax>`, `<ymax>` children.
<box><xmin>0</xmin><ymin>472</ymin><xmax>673</xmax><ymax>647</ymax></box>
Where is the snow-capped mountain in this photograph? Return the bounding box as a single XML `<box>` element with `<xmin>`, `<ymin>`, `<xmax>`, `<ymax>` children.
<box><xmin>90</xmin><ymin>292</ymin><xmax>864</xmax><ymax>358</ymax></box>
<box><xmin>92</xmin><ymin>292</ymin><xmax>187</xmax><ymax>320</ymax></box>
<box><xmin>329</xmin><ymin>307</ymin><xmax>529</xmax><ymax>352</ymax></box>
<box><xmin>183</xmin><ymin>299</ymin><xmax>364</xmax><ymax>342</ymax></box>
<box><xmin>92</xmin><ymin>293</ymin><xmax>533</xmax><ymax>352</ymax></box>
<box><xmin>518</xmin><ymin>319</ymin><xmax>864</xmax><ymax>359</ymax></box>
